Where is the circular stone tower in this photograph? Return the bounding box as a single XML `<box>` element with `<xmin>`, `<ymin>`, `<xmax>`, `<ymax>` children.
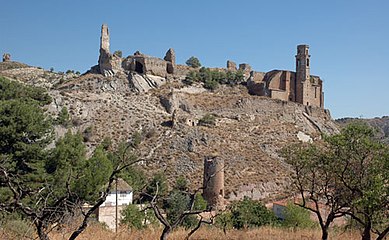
<box><xmin>203</xmin><ymin>155</ymin><xmax>225</xmax><ymax>210</ymax></box>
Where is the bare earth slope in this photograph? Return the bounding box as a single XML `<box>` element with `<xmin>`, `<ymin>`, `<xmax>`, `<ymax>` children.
<box><xmin>0</xmin><ymin>63</ymin><xmax>339</xmax><ymax>202</ymax></box>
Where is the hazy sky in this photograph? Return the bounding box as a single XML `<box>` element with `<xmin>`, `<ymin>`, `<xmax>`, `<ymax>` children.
<box><xmin>1</xmin><ymin>0</ymin><xmax>388</xmax><ymax>119</ymax></box>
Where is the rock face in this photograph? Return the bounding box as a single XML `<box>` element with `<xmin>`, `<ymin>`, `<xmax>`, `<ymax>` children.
<box><xmin>129</xmin><ymin>73</ymin><xmax>166</xmax><ymax>92</ymax></box>
<box><xmin>164</xmin><ymin>48</ymin><xmax>176</xmax><ymax>74</ymax></box>
<box><xmin>2</xmin><ymin>53</ymin><xmax>11</xmax><ymax>62</ymax></box>
<box><xmin>164</xmin><ymin>48</ymin><xmax>176</xmax><ymax>65</ymax></box>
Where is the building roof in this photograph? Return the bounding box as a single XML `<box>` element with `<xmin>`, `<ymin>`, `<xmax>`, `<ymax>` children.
<box><xmin>106</xmin><ymin>178</ymin><xmax>132</xmax><ymax>192</ymax></box>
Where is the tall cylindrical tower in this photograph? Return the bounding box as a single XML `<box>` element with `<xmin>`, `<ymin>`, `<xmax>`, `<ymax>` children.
<box><xmin>203</xmin><ymin>155</ymin><xmax>224</xmax><ymax>210</ymax></box>
<box><xmin>295</xmin><ymin>44</ymin><xmax>310</xmax><ymax>105</ymax></box>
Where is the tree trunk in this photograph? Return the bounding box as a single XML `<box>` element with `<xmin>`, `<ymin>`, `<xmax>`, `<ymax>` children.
<box><xmin>361</xmin><ymin>221</ymin><xmax>372</xmax><ymax>240</ymax></box>
<box><xmin>321</xmin><ymin>227</ymin><xmax>329</xmax><ymax>240</ymax></box>
<box><xmin>160</xmin><ymin>226</ymin><xmax>171</xmax><ymax>240</ymax></box>
<box><xmin>36</xmin><ymin>224</ymin><xmax>50</xmax><ymax>240</ymax></box>
<box><xmin>376</xmin><ymin>225</ymin><xmax>389</xmax><ymax>240</ymax></box>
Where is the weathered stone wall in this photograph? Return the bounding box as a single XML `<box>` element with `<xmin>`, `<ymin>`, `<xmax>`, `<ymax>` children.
<box><xmin>97</xmin><ymin>205</ymin><xmax>125</xmax><ymax>230</ymax></box>
<box><xmin>226</xmin><ymin>60</ymin><xmax>237</xmax><ymax>71</ymax></box>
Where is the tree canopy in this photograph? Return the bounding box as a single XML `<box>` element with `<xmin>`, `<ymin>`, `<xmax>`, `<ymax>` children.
<box><xmin>284</xmin><ymin>123</ymin><xmax>389</xmax><ymax>240</ymax></box>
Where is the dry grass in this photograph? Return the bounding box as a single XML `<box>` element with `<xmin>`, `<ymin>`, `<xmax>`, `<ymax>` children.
<box><xmin>42</xmin><ymin>223</ymin><xmax>362</xmax><ymax>240</ymax></box>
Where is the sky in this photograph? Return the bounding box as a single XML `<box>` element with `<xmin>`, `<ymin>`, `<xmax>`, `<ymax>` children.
<box><xmin>1</xmin><ymin>0</ymin><xmax>388</xmax><ymax>119</ymax></box>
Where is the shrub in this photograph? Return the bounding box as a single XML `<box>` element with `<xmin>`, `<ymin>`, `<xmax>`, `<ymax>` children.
<box><xmin>113</xmin><ymin>50</ymin><xmax>123</xmax><ymax>58</ymax></box>
<box><xmin>199</xmin><ymin>114</ymin><xmax>216</xmax><ymax>126</ymax></box>
<box><xmin>215</xmin><ymin>212</ymin><xmax>233</xmax><ymax>232</ymax></box>
<box><xmin>82</xmin><ymin>126</ymin><xmax>93</xmax><ymax>142</ymax></box>
<box><xmin>56</xmin><ymin>106</ymin><xmax>71</xmax><ymax>127</ymax></box>
<box><xmin>204</xmin><ymin>79</ymin><xmax>219</xmax><ymax>90</ymax></box>
<box><xmin>185</xmin><ymin>56</ymin><xmax>201</xmax><ymax>68</ymax></box>
<box><xmin>230</xmin><ymin>197</ymin><xmax>278</xmax><ymax>229</ymax></box>
<box><xmin>174</xmin><ymin>175</ymin><xmax>188</xmax><ymax>191</ymax></box>
<box><xmin>281</xmin><ymin>202</ymin><xmax>317</xmax><ymax>229</ymax></box>
<box><xmin>121</xmin><ymin>204</ymin><xmax>156</xmax><ymax>229</ymax></box>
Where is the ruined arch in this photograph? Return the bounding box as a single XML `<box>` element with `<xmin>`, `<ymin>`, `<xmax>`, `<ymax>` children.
<box><xmin>135</xmin><ymin>61</ymin><xmax>144</xmax><ymax>74</ymax></box>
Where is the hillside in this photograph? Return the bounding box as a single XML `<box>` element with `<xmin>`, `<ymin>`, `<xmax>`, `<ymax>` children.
<box><xmin>0</xmin><ymin>61</ymin><xmax>339</xmax><ymax>202</ymax></box>
<box><xmin>336</xmin><ymin>116</ymin><xmax>389</xmax><ymax>144</ymax></box>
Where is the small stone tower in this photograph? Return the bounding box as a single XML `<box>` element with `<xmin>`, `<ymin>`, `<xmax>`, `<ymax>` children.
<box><xmin>295</xmin><ymin>44</ymin><xmax>311</xmax><ymax>105</ymax></box>
<box><xmin>203</xmin><ymin>155</ymin><xmax>225</xmax><ymax>210</ymax></box>
<box><xmin>100</xmin><ymin>24</ymin><xmax>110</xmax><ymax>54</ymax></box>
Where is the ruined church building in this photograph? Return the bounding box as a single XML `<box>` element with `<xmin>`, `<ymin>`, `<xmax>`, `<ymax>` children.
<box><xmin>94</xmin><ymin>24</ymin><xmax>324</xmax><ymax>109</ymax></box>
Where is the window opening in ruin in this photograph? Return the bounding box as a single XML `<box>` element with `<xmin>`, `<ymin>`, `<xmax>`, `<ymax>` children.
<box><xmin>307</xmin><ymin>58</ymin><xmax>310</xmax><ymax>66</ymax></box>
<box><xmin>315</xmin><ymin>87</ymin><xmax>317</xmax><ymax>98</ymax></box>
<box><xmin>297</xmin><ymin>59</ymin><xmax>300</xmax><ymax>67</ymax></box>
<box><xmin>307</xmin><ymin>102</ymin><xmax>309</xmax><ymax>105</ymax></box>
<box><xmin>219</xmin><ymin>189</ymin><xmax>223</xmax><ymax>196</ymax></box>
<box><xmin>135</xmin><ymin>61</ymin><xmax>144</xmax><ymax>74</ymax></box>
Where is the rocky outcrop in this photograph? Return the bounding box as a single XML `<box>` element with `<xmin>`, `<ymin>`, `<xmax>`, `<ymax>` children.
<box><xmin>2</xmin><ymin>53</ymin><xmax>11</xmax><ymax>62</ymax></box>
<box><xmin>164</xmin><ymin>48</ymin><xmax>176</xmax><ymax>65</ymax></box>
<box><xmin>128</xmin><ymin>72</ymin><xmax>166</xmax><ymax>92</ymax></box>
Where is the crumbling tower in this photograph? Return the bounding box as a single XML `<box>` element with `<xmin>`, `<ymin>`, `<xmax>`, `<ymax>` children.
<box><xmin>100</xmin><ymin>24</ymin><xmax>110</xmax><ymax>54</ymax></box>
<box><xmin>203</xmin><ymin>155</ymin><xmax>225</xmax><ymax>210</ymax></box>
<box><xmin>97</xmin><ymin>24</ymin><xmax>121</xmax><ymax>76</ymax></box>
<box><xmin>295</xmin><ymin>44</ymin><xmax>311</xmax><ymax>105</ymax></box>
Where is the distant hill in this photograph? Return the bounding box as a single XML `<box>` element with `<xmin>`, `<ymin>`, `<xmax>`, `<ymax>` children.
<box><xmin>336</xmin><ymin>116</ymin><xmax>389</xmax><ymax>144</ymax></box>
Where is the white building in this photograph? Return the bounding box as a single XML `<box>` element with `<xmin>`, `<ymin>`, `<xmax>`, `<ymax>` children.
<box><xmin>97</xmin><ymin>178</ymin><xmax>133</xmax><ymax>230</ymax></box>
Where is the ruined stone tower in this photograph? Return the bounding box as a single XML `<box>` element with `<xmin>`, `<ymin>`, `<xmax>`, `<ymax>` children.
<box><xmin>203</xmin><ymin>155</ymin><xmax>224</xmax><ymax>210</ymax></box>
<box><xmin>295</xmin><ymin>44</ymin><xmax>310</xmax><ymax>105</ymax></box>
<box><xmin>100</xmin><ymin>24</ymin><xmax>110</xmax><ymax>54</ymax></box>
<box><xmin>97</xmin><ymin>24</ymin><xmax>121</xmax><ymax>76</ymax></box>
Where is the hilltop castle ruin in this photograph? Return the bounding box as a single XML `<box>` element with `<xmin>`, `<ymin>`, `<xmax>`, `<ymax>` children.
<box><xmin>93</xmin><ymin>24</ymin><xmax>324</xmax><ymax>108</ymax></box>
<box><xmin>247</xmin><ymin>45</ymin><xmax>324</xmax><ymax>108</ymax></box>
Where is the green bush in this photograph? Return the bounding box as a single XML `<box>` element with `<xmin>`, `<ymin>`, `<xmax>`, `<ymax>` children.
<box><xmin>165</xmin><ymin>191</ymin><xmax>207</xmax><ymax>229</ymax></box>
<box><xmin>230</xmin><ymin>197</ymin><xmax>278</xmax><ymax>229</ymax></box>
<box><xmin>56</xmin><ymin>106</ymin><xmax>71</xmax><ymax>127</ymax></box>
<box><xmin>185</xmin><ymin>56</ymin><xmax>201</xmax><ymax>68</ymax></box>
<box><xmin>204</xmin><ymin>79</ymin><xmax>219</xmax><ymax>90</ymax></box>
<box><xmin>184</xmin><ymin>68</ymin><xmax>244</xmax><ymax>89</ymax></box>
<box><xmin>215</xmin><ymin>212</ymin><xmax>233</xmax><ymax>232</ymax></box>
<box><xmin>199</xmin><ymin>114</ymin><xmax>216</xmax><ymax>126</ymax></box>
<box><xmin>174</xmin><ymin>175</ymin><xmax>188</xmax><ymax>191</ymax></box>
<box><xmin>121</xmin><ymin>204</ymin><xmax>156</xmax><ymax>229</ymax></box>
<box><xmin>281</xmin><ymin>202</ymin><xmax>317</xmax><ymax>229</ymax></box>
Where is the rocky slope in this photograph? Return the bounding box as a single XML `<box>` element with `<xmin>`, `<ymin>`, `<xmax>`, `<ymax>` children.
<box><xmin>336</xmin><ymin>116</ymin><xmax>389</xmax><ymax>144</ymax></box>
<box><xmin>0</xmin><ymin>61</ymin><xmax>339</xmax><ymax>202</ymax></box>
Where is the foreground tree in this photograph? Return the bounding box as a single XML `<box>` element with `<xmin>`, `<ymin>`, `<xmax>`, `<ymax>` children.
<box><xmin>0</xmin><ymin>77</ymin><xmax>142</xmax><ymax>240</ymax></box>
<box><xmin>284</xmin><ymin>123</ymin><xmax>389</xmax><ymax>240</ymax></box>
<box><xmin>325</xmin><ymin>124</ymin><xmax>389</xmax><ymax>240</ymax></box>
<box><xmin>142</xmin><ymin>176</ymin><xmax>211</xmax><ymax>240</ymax></box>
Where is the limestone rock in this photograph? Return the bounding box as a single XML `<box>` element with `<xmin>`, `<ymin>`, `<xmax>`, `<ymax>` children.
<box><xmin>129</xmin><ymin>73</ymin><xmax>166</xmax><ymax>92</ymax></box>
<box><xmin>164</xmin><ymin>48</ymin><xmax>176</xmax><ymax>65</ymax></box>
